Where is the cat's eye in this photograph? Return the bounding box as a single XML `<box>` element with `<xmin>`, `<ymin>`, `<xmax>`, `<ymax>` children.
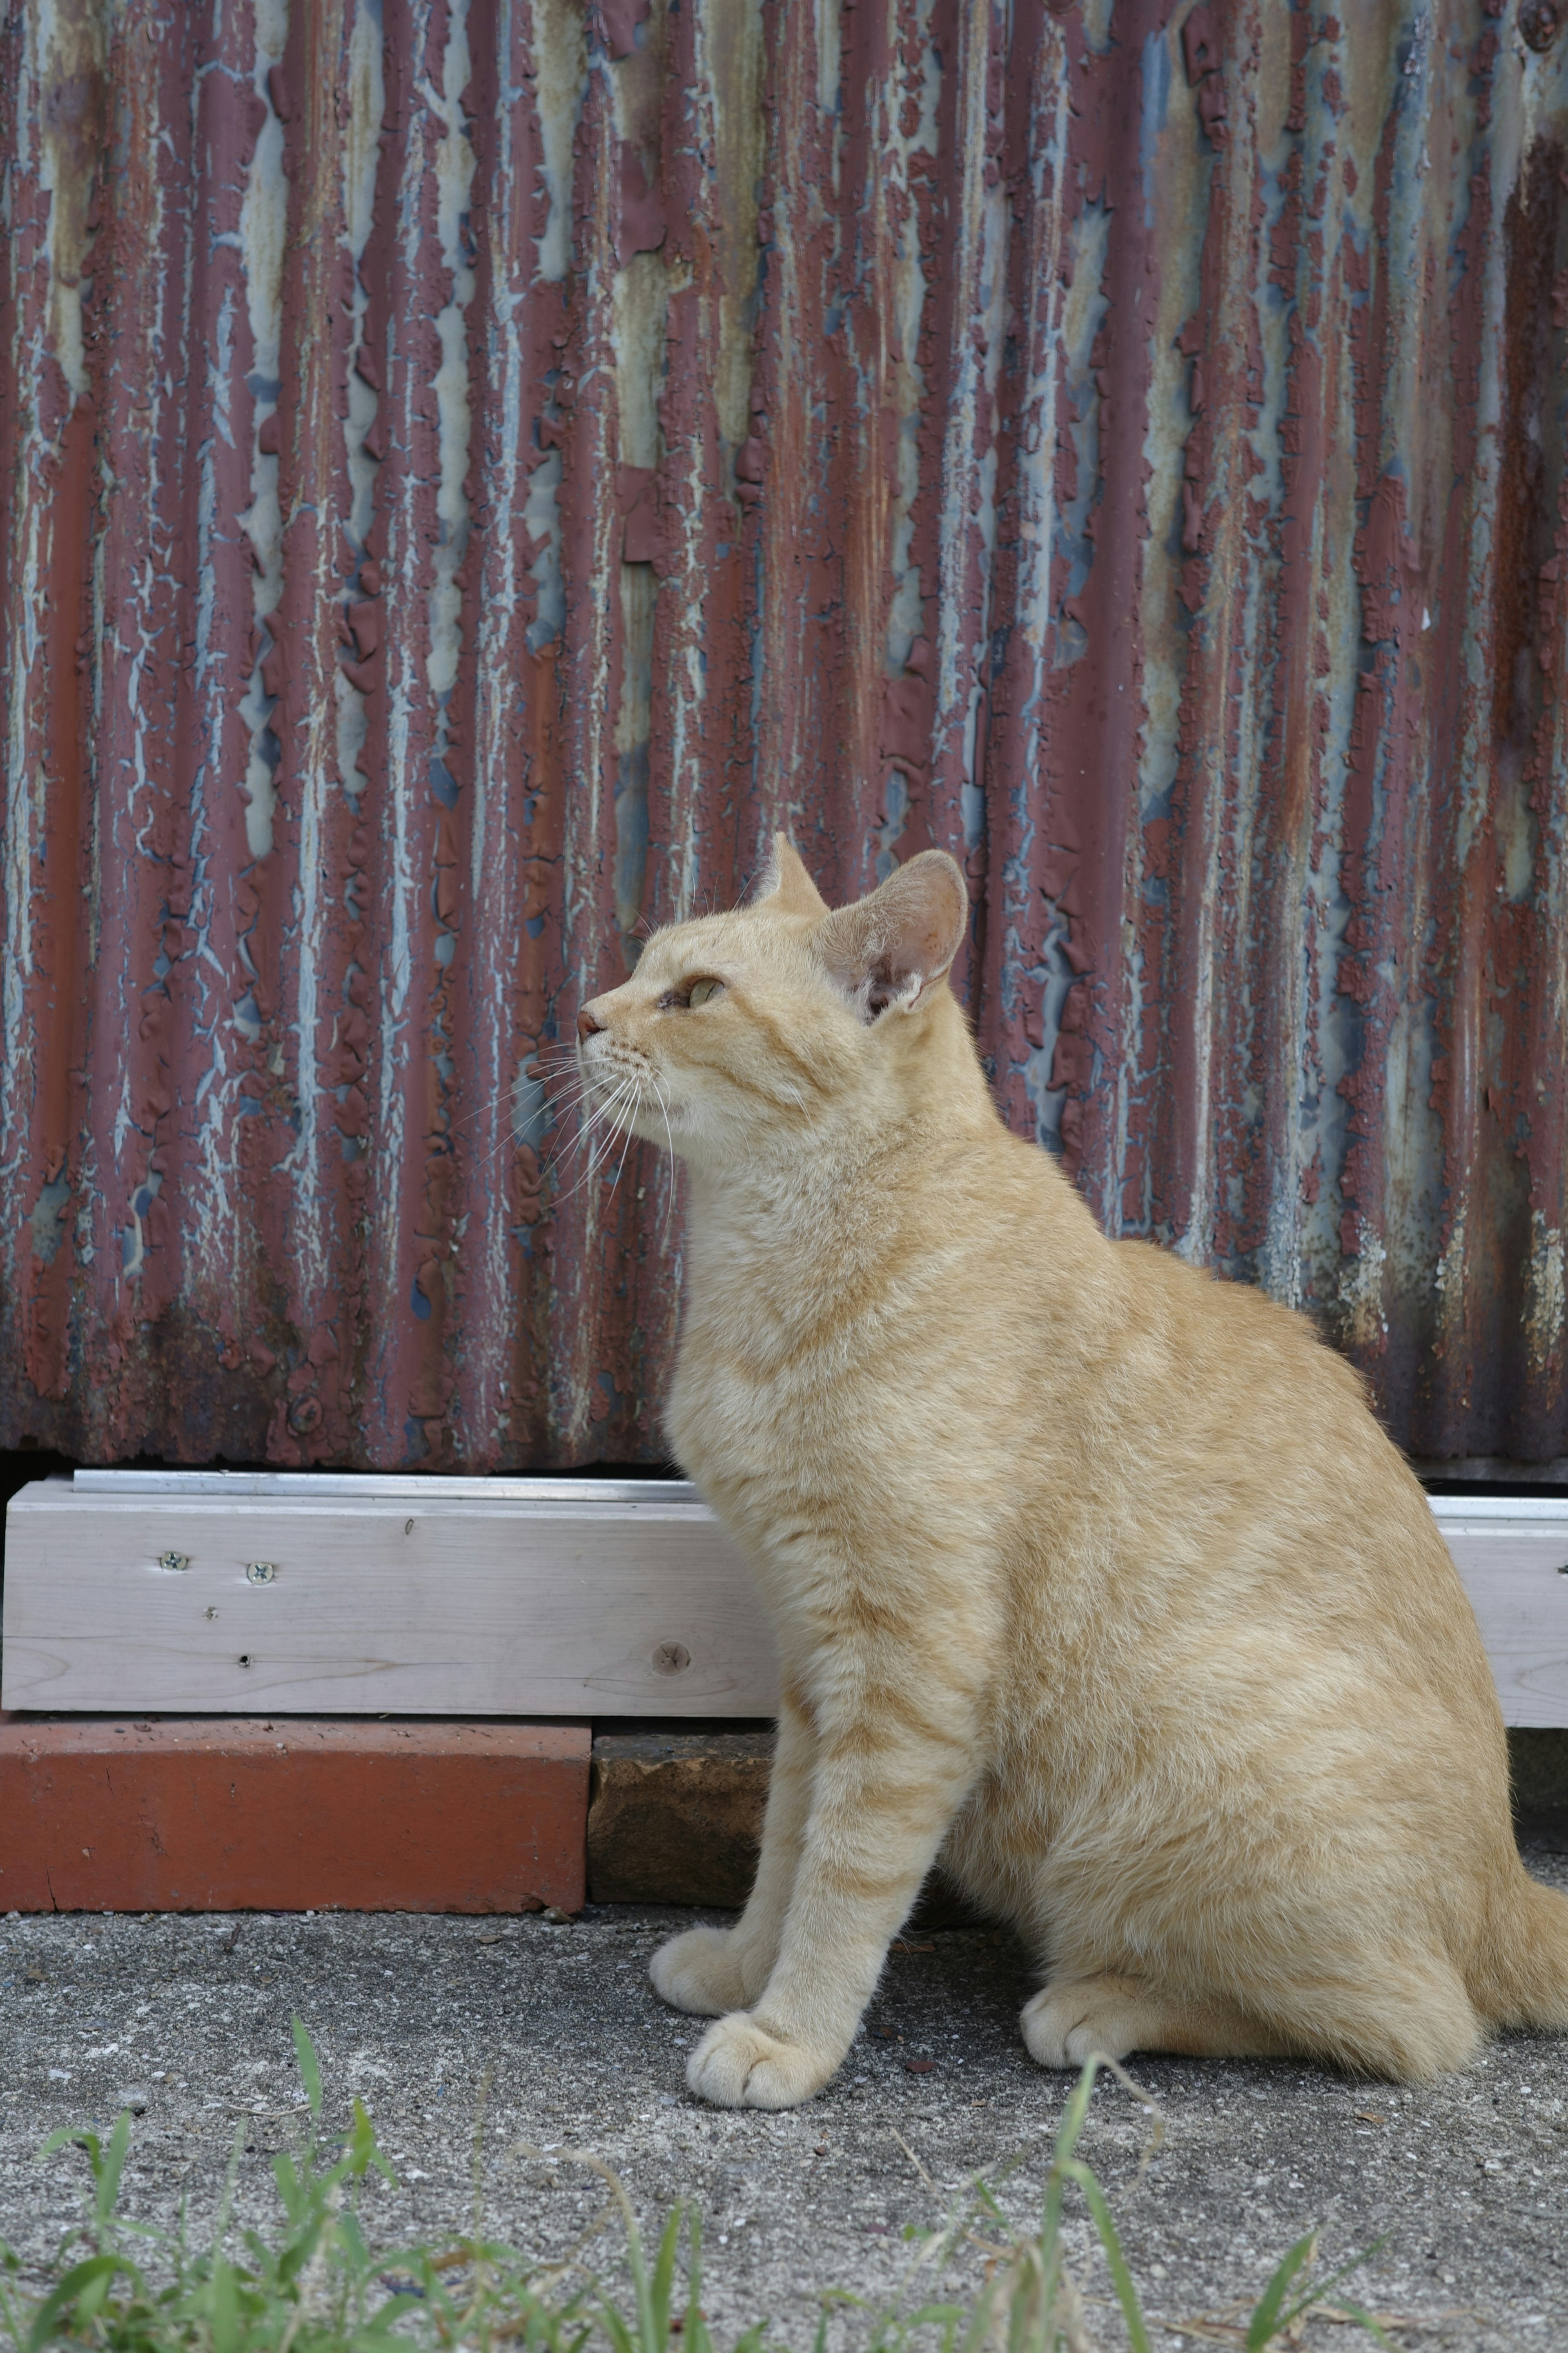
<box><xmin>657</xmin><ymin>974</ymin><xmax>725</xmax><ymax>1011</ymax></box>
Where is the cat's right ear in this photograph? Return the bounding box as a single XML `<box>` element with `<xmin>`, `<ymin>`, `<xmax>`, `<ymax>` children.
<box><xmin>819</xmin><ymin>850</ymin><xmax>969</xmax><ymax>1020</ymax></box>
<box><xmin>754</xmin><ymin>832</ymin><xmax>830</xmax><ymax>919</ymax></box>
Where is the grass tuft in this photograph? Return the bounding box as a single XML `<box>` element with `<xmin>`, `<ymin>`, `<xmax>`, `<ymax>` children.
<box><xmin>0</xmin><ymin>2024</ymin><xmax>1395</xmax><ymax>2353</ymax></box>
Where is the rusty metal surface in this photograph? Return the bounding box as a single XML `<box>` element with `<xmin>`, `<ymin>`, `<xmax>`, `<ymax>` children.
<box><xmin>1</xmin><ymin>0</ymin><xmax>1565</xmax><ymax>1470</ymax></box>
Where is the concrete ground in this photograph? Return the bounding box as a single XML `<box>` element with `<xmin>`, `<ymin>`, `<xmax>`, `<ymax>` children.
<box><xmin>2</xmin><ymin>1839</ymin><xmax>1566</xmax><ymax>2353</ymax></box>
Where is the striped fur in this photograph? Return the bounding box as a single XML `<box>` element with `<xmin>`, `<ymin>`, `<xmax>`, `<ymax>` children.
<box><xmin>576</xmin><ymin>839</ymin><xmax>1568</xmax><ymax>2110</ymax></box>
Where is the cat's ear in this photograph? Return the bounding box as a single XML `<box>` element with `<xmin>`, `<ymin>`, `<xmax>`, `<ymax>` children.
<box><xmin>754</xmin><ymin>832</ymin><xmax>830</xmax><ymax>919</ymax></box>
<box><xmin>819</xmin><ymin>850</ymin><xmax>968</xmax><ymax>1020</ymax></box>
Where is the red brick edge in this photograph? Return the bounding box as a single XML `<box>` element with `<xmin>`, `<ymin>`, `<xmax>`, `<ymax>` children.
<box><xmin>0</xmin><ymin>1715</ymin><xmax>589</xmax><ymax>1915</ymax></box>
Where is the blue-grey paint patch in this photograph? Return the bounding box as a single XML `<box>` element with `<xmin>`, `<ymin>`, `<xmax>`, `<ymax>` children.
<box><xmin>875</xmin><ymin>770</ymin><xmax>909</xmax><ymax>883</ymax></box>
<box><xmin>511</xmin><ymin>1056</ymin><xmax>552</xmax><ymax>1155</ymax></box>
<box><xmin>615</xmin><ymin>744</ymin><xmax>651</xmax><ymax>948</ymax></box>
<box><xmin>29</xmin><ymin>1172</ymin><xmax>70</xmax><ymax>1265</ymax></box>
<box><xmin>1138</xmin><ymin>25</ymin><xmax>1172</xmax><ymax>230</ymax></box>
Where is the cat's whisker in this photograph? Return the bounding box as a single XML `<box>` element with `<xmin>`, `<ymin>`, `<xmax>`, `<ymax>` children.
<box><xmin>464</xmin><ymin>1082</ymin><xmax>601</xmax><ymax>1193</ymax></box>
<box><xmin>550</xmin><ymin>1082</ymin><xmax>632</xmax><ymax>1169</ymax></box>
<box><xmin>454</xmin><ymin>1056</ymin><xmax>652</xmax><ymax>1202</ymax></box>
<box><xmin>441</xmin><ymin>1052</ymin><xmax>581</xmax><ymax>1144</ymax></box>
<box><xmin>568</xmin><ymin>1077</ymin><xmax>636</xmax><ymax>1164</ymax></box>
<box><xmin>559</xmin><ymin>1082</ymin><xmax>640</xmax><ymax>1208</ymax></box>
<box><xmin>603</xmin><ymin>1091</ymin><xmax>643</xmax><ymax>1206</ymax></box>
<box><xmin>535</xmin><ymin>1083</ymin><xmax>598</xmax><ymax>1131</ymax></box>
<box><xmin>472</xmin><ymin>1116</ymin><xmax>546</xmax><ymax>1190</ymax></box>
<box><xmin>532</xmin><ymin>1067</ymin><xmax>616</xmax><ymax>1133</ymax></box>
<box><xmin>545</xmin><ymin>1113</ymin><xmax>613</xmax><ymax>1190</ymax></box>
<box><xmin>438</xmin><ymin>1084</ymin><xmax>516</xmax><ymax>1141</ymax></box>
<box><xmin>651</xmin><ymin>1073</ymin><xmax>678</xmax><ymax>1253</ymax></box>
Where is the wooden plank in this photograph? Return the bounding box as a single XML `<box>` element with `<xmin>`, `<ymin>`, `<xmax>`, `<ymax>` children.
<box><xmin>1</xmin><ymin>1479</ymin><xmax>779</xmax><ymax>1717</ymax></box>
<box><xmin>1428</xmin><ymin>1499</ymin><xmax>1568</xmax><ymax>1730</ymax></box>
<box><xmin>3</xmin><ymin>1478</ymin><xmax>1566</xmax><ymax>1725</ymax></box>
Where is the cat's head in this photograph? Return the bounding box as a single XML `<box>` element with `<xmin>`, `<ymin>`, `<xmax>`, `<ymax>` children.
<box><xmin>574</xmin><ymin>838</ymin><xmax>972</xmax><ymax>1168</ymax></box>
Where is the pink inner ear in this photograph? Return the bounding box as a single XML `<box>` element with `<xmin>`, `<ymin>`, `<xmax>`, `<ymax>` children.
<box><xmin>863</xmin><ymin>954</ymin><xmax>915</xmax><ymax>1018</ymax></box>
<box><xmin>820</xmin><ymin>851</ymin><xmax>968</xmax><ymax>1015</ymax></box>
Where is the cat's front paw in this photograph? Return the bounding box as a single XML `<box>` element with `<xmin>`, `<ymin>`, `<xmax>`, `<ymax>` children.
<box><xmin>686</xmin><ymin>2012</ymin><xmax>836</xmax><ymax>2109</ymax></box>
<box><xmin>649</xmin><ymin>1925</ymin><xmax>752</xmax><ymax>2018</ymax></box>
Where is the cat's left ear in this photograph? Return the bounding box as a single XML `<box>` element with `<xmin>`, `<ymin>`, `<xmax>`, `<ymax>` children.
<box><xmin>754</xmin><ymin>832</ymin><xmax>830</xmax><ymax>919</ymax></box>
<box><xmin>819</xmin><ymin>850</ymin><xmax>969</xmax><ymax>1019</ymax></box>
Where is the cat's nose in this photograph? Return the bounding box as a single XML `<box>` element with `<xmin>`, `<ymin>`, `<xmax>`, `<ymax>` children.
<box><xmin>577</xmin><ymin>1004</ymin><xmax>604</xmax><ymax>1042</ymax></box>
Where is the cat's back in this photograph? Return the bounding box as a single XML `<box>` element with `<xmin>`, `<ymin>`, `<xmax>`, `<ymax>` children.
<box><xmin>993</xmin><ymin>1221</ymin><xmax>1502</xmax><ymax>1756</ymax></box>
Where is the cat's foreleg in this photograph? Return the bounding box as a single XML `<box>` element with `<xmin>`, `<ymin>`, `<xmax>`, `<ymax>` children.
<box><xmin>649</xmin><ymin>1693</ymin><xmax>814</xmax><ymax>2016</ymax></box>
<box><xmin>685</xmin><ymin>1683</ymin><xmax>976</xmax><ymax>2109</ymax></box>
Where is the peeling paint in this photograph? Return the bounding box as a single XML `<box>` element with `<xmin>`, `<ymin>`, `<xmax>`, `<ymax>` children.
<box><xmin>31</xmin><ymin>0</ymin><xmax>106</xmax><ymax>403</ymax></box>
<box><xmin>0</xmin><ymin>1</ymin><xmax>1565</xmax><ymax>1468</ymax></box>
<box><xmin>532</xmin><ymin>0</ymin><xmax>587</xmax><ymax>283</ymax></box>
<box><xmin>237</xmin><ymin>0</ymin><xmax>290</xmax><ymax>864</ymax></box>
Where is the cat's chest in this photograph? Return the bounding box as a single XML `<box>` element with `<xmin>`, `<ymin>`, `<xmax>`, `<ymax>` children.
<box><xmin>666</xmin><ymin>1310</ymin><xmax>847</xmax><ymax>1485</ymax></box>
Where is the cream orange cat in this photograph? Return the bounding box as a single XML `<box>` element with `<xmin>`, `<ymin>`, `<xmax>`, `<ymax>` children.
<box><xmin>575</xmin><ymin>839</ymin><xmax>1568</xmax><ymax>2109</ymax></box>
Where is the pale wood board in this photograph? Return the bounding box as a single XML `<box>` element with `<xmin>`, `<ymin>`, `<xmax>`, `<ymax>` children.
<box><xmin>1428</xmin><ymin>1504</ymin><xmax>1568</xmax><ymax>1729</ymax></box>
<box><xmin>1</xmin><ymin>1482</ymin><xmax>779</xmax><ymax>1717</ymax></box>
<box><xmin>3</xmin><ymin>1479</ymin><xmax>1566</xmax><ymax>1725</ymax></box>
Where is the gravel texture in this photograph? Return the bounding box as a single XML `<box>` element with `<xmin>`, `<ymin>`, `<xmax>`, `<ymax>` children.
<box><xmin>2</xmin><ymin>1843</ymin><xmax>1566</xmax><ymax>2352</ymax></box>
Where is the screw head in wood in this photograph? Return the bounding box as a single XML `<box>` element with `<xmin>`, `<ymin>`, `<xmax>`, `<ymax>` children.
<box><xmin>245</xmin><ymin>1561</ymin><xmax>277</xmax><ymax>1585</ymax></box>
<box><xmin>158</xmin><ymin>1550</ymin><xmax>192</xmax><ymax>1573</ymax></box>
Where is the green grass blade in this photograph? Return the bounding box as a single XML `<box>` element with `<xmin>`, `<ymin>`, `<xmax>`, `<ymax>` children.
<box><xmin>595</xmin><ymin>2298</ymin><xmax>635</xmax><ymax>2353</ymax></box>
<box><xmin>347</xmin><ymin>2097</ymin><xmax>396</xmax><ymax>2189</ymax></box>
<box><xmin>95</xmin><ymin>2114</ymin><xmax>131</xmax><ymax>2230</ymax></box>
<box><xmin>1276</xmin><ymin>2236</ymin><xmax>1392</xmax><ymax>2334</ymax></box>
<box><xmin>683</xmin><ymin>2210</ymin><xmax>714</xmax><ymax>2353</ymax></box>
<box><xmin>649</xmin><ymin>2206</ymin><xmax>682</xmax><ymax>2351</ymax></box>
<box><xmin>272</xmin><ymin>2151</ymin><xmax>305</xmax><ymax>2223</ymax></box>
<box><xmin>292</xmin><ymin>2016</ymin><xmax>324</xmax><ymax>2118</ymax></box>
<box><xmin>24</xmin><ymin>2255</ymin><xmax>129</xmax><ymax>2353</ymax></box>
<box><xmin>901</xmin><ymin>2300</ymin><xmax>965</xmax><ymax>2332</ymax></box>
<box><xmin>1051</xmin><ymin>2059</ymin><xmax>1102</xmax><ymax>2168</ymax></box>
<box><xmin>621</xmin><ymin>2204</ymin><xmax>655</xmax><ymax>2353</ymax></box>
<box><xmin>1054</xmin><ymin>2159</ymin><xmax>1151</xmax><ymax>2353</ymax></box>
<box><xmin>211</xmin><ymin>2253</ymin><xmax>243</xmax><ymax>2353</ymax></box>
<box><xmin>1323</xmin><ymin>2297</ymin><xmax>1396</xmax><ymax>2348</ymax></box>
<box><xmin>1245</xmin><ymin>2231</ymin><xmax>1317</xmax><ymax>2351</ymax></box>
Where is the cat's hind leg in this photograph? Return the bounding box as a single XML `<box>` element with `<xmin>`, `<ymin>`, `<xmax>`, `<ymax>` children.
<box><xmin>1022</xmin><ymin>1951</ymin><xmax>1485</xmax><ymax>2081</ymax></box>
<box><xmin>650</xmin><ymin>1693</ymin><xmax>814</xmax><ymax>2017</ymax></box>
<box><xmin>1021</xmin><ymin>1976</ymin><xmax>1295</xmax><ymax>2068</ymax></box>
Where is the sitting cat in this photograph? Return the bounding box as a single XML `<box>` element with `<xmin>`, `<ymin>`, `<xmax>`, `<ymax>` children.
<box><xmin>575</xmin><ymin>838</ymin><xmax>1568</xmax><ymax>2109</ymax></box>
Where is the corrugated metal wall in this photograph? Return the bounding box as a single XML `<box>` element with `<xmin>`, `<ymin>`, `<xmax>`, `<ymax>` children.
<box><xmin>2</xmin><ymin>0</ymin><xmax>1565</xmax><ymax>1471</ymax></box>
